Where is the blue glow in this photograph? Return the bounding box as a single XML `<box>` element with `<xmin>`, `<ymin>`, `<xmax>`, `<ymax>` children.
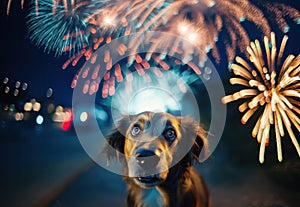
<box><xmin>284</xmin><ymin>25</ymin><xmax>290</xmax><ymax>33</ymax></box>
<box><xmin>268</xmin><ymin>42</ymin><xmax>272</xmax><ymax>48</ymax></box>
<box><xmin>209</xmin><ymin>1</ymin><xmax>216</xmax><ymax>7</ymax></box>
<box><xmin>160</xmin><ymin>53</ymin><xmax>167</xmax><ymax>60</ymax></box>
<box><xmin>205</xmin><ymin>45</ymin><xmax>212</xmax><ymax>52</ymax></box>
<box><xmin>110</xmin><ymin>70</ymin><xmax>199</xmax><ymax>117</ymax></box>
<box><xmin>182</xmin><ymin>55</ymin><xmax>192</xmax><ymax>64</ymax></box>
<box><xmin>36</xmin><ymin>115</ymin><xmax>44</xmax><ymax>125</ymax></box>
<box><xmin>136</xmin><ymin>22</ymin><xmax>142</xmax><ymax>28</ymax></box>
<box><xmin>239</xmin><ymin>17</ymin><xmax>246</xmax><ymax>22</ymax></box>
<box><xmin>96</xmin><ymin>110</ymin><xmax>108</xmax><ymax>121</ymax></box>
<box><xmin>228</xmin><ymin>61</ymin><xmax>233</xmax><ymax>70</ymax></box>
<box><xmin>128</xmin><ymin>87</ymin><xmax>180</xmax><ymax>114</ymax></box>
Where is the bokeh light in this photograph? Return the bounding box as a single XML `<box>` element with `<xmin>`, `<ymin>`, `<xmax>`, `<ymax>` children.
<box><xmin>79</xmin><ymin>112</ymin><xmax>88</xmax><ymax>122</ymax></box>
<box><xmin>36</xmin><ymin>115</ymin><xmax>44</xmax><ymax>125</ymax></box>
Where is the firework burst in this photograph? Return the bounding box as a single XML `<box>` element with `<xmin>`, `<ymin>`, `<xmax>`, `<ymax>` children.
<box><xmin>129</xmin><ymin>0</ymin><xmax>300</xmax><ymax>64</ymax></box>
<box><xmin>24</xmin><ymin>1</ymin><xmax>300</xmax><ymax>64</ymax></box>
<box><xmin>10</xmin><ymin>1</ymin><xmax>300</xmax><ymax>101</ymax></box>
<box><xmin>26</xmin><ymin>0</ymin><xmax>108</xmax><ymax>57</ymax></box>
<box><xmin>71</xmin><ymin>33</ymin><xmax>209</xmax><ymax>98</ymax></box>
<box><xmin>222</xmin><ymin>32</ymin><xmax>300</xmax><ymax>163</ymax></box>
<box><xmin>57</xmin><ymin>0</ymin><xmax>300</xmax><ymax>98</ymax></box>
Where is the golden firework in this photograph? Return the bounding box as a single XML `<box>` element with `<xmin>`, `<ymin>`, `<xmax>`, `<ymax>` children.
<box><xmin>222</xmin><ymin>32</ymin><xmax>300</xmax><ymax>163</ymax></box>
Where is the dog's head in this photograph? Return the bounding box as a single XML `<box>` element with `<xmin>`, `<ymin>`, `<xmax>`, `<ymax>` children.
<box><xmin>104</xmin><ymin>111</ymin><xmax>208</xmax><ymax>188</ymax></box>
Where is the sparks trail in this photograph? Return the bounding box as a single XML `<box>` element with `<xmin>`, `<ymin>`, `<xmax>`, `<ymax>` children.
<box><xmin>26</xmin><ymin>0</ymin><xmax>107</xmax><ymax>57</ymax></box>
<box><xmin>23</xmin><ymin>0</ymin><xmax>300</xmax><ymax>64</ymax></box>
<box><xmin>75</xmin><ymin>50</ymin><xmax>208</xmax><ymax>99</ymax></box>
<box><xmin>222</xmin><ymin>32</ymin><xmax>300</xmax><ymax>163</ymax></box>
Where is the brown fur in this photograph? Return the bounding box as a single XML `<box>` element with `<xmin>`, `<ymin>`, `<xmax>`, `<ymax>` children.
<box><xmin>105</xmin><ymin>111</ymin><xmax>210</xmax><ymax>207</ymax></box>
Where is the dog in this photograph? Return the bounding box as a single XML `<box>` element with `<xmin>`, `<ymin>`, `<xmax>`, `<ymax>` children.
<box><xmin>104</xmin><ymin>111</ymin><xmax>210</xmax><ymax>207</ymax></box>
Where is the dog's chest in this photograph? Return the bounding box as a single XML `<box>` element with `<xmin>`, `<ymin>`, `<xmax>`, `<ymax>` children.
<box><xmin>140</xmin><ymin>188</ymin><xmax>165</xmax><ymax>207</ymax></box>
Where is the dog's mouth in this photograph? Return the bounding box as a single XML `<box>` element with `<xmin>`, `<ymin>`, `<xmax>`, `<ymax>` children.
<box><xmin>134</xmin><ymin>174</ymin><xmax>162</xmax><ymax>187</ymax></box>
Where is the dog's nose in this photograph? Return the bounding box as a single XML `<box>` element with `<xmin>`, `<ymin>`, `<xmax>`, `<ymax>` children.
<box><xmin>135</xmin><ymin>149</ymin><xmax>160</xmax><ymax>169</ymax></box>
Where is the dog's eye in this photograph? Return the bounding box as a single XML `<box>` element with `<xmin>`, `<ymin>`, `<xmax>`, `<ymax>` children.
<box><xmin>131</xmin><ymin>126</ymin><xmax>141</xmax><ymax>136</ymax></box>
<box><xmin>165</xmin><ymin>129</ymin><xmax>176</xmax><ymax>140</ymax></box>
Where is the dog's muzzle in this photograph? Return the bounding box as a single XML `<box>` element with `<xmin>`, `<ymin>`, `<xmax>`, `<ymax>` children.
<box><xmin>135</xmin><ymin>148</ymin><xmax>160</xmax><ymax>170</ymax></box>
<box><xmin>134</xmin><ymin>148</ymin><xmax>162</xmax><ymax>187</ymax></box>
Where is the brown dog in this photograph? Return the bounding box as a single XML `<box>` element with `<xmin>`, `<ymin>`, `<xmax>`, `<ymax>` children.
<box><xmin>105</xmin><ymin>111</ymin><xmax>210</xmax><ymax>207</ymax></box>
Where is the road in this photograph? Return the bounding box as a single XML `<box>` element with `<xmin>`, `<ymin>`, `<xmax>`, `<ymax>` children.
<box><xmin>0</xmin><ymin>120</ymin><xmax>299</xmax><ymax>207</ymax></box>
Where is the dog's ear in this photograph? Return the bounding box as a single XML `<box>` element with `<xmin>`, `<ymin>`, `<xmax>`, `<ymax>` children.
<box><xmin>192</xmin><ymin>123</ymin><xmax>210</xmax><ymax>162</ymax></box>
<box><xmin>180</xmin><ymin>117</ymin><xmax>210</xmax><ymax>162</ymax></box>
<box><xmin>104</xmin><ymin>115</ymin><xmax>132</xmax><ymax>162</ymax></box>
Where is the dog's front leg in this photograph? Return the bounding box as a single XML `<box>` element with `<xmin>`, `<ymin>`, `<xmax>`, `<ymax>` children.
<box><xmin>126</xmin><ymin>187</ymin><xmax>167</xmax><ymax>207</ymax></box>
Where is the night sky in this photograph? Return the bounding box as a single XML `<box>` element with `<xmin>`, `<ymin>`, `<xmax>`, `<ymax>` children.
<box><xmin>1</xmin><ymin>1</ymin><xmax>76</xmax><ymax>107</ymax></box>
<box><xmin>1</xmin><ymin>0</ymin><xmax>300</xmax><ymax>108</ymax></box>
